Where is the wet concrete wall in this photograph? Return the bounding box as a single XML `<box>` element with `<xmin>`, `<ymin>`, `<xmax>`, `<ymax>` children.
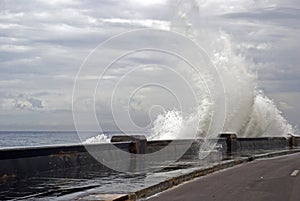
<box><xmin>0</xmin><ymin>143</ymin><xmax>130</xmax><ymax>181</ymax></box>
<box><xmin>219</xmin><ymin>134</ymin><xmax>293</xmax><ymax>155</ymax></box>
<box><xmin>0</xmin><ymin>136</ymin><xmax>298</xmax><ymax>181</ymax></box>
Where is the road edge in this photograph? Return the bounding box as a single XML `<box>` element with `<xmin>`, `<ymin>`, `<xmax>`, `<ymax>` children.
<box><xmin>113</xmin><ymin>149</ymin><xmax>300</xmax><ymax>201</ymax></box>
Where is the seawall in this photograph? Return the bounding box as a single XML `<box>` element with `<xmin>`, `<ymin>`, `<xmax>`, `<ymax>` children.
<box><xmin>1</xmin><ymin>135</ymin><xmax>299</xmax><ymax>180</ymax></box>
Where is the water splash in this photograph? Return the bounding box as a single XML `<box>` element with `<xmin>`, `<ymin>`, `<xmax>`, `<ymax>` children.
<box><xmin>242</xmin><ymin>93</ymin><xmax>293</xmax><ymax>137</ymax></box>
<box><xmin>83</xmin><ymin>134</ymin><xmax>110</xmax><ymax>144</ymax></box>
<box><xmin>149</xmin><ymin>110</ymin><xmax>183</xmax><ymax>140</ymax></box>
<box><xmin>149</xmin><ymin>0</ymin><xmax>294</xmax><ymax>140</ymax></box>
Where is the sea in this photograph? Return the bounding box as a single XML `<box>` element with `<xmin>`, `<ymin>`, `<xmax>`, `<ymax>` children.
<box><xmin>0</xmin><ymin>131</ymin><xmax>121</xmax><ymax>149</ymax></box>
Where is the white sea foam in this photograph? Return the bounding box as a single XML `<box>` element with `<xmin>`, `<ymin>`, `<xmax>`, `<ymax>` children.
<box><xmin>83</xmin><ymin>134</ymin><xmax>110</xmax><ymax>144</ymax></box>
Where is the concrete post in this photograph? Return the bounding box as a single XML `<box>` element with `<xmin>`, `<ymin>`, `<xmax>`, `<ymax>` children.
<box><xmin>288</xmin><ymin>135</ymin><xmax>297</xmax><ymax>148</ymax></box>
<box><xmin>110</xmin><ymin>135</ymin><xmax>147</xmax><ymax>154</ymax></box>
<box><xmin>219</xmin><ymin>133</ymin><xmax>238</xmax><ymax>155</ymax></box>
<box><xmin>111</xmin><ymin>135</ymin><xmax>147</xmax><ymax>173</ymax></box>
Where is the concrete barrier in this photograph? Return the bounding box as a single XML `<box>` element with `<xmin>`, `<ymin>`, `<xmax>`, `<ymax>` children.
<box><xmin>218</xmin><ymin>134</ymin><xmax>297</xmax><ymax>155</ymax></box>
<box><xmin>237</xmin><ymin>137</ymin><xmax>288</xmax><ymax>152</ymax></box>
<box><xmin>1</xmin><ymin>135</ymin><xmax>299</xmax><ymax>182</ymax></box>
<box><xmin>288</xmin><ymin>133</ymin><xmax>299</xmax><ymax>148</ymax></box>
<box><xmin>0</xmin><ymin>139</ymin><xmax>198</xmax><ymax>180</ymax></box>
<box><xmin>0</xmin><ymin>143</ymin><xmax>131</xmax><ymax>180</ymax></box>
<box><xmin>219</xmin><ymin>133</ymin><xmax>238</xmax><ymax>154</ymax></box>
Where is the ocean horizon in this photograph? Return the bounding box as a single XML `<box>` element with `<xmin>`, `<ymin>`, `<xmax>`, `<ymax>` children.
<box><xmin>0</xmin><ymin>130</ymin><xmax>130</xmax><ymax>148</ymax></box>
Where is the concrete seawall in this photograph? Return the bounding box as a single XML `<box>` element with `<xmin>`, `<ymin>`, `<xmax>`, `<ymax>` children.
<box><xmin>0</xmin><ymin>143</ymin><xmax>131</xmax><ymax>180</ymax></box>
<box><xmin>0</xmin><ymin>135</ymin><xmax>298</xmax><ymax>181</ymax></box>
<box><xmin>1</xmin><ymin>135</ymin><xmax>300</xmax><ymax>200</ymax></box>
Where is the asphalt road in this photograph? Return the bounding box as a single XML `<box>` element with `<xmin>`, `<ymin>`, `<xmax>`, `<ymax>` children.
<box><xmin>147</xmin><ymin>153</ymin><xmax>300</xmax><ymax>201</ymax></box>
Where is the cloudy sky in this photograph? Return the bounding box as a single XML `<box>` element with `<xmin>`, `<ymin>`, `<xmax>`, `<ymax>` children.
<box><xmin>0</xmin><ymin>0</ymin><xmax>299</xmax><ymax>131</ymax></box>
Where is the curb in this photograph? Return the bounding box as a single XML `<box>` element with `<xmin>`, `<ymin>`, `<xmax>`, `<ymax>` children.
<box><xmin>111</xmin><ymin>149</ymin><xmax>300</xmax><ymax>201</ymax></box>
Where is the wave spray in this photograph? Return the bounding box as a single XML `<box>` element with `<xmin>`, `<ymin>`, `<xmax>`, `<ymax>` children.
<box><xmin>149</xmin><ymin>0</ymin><xmax>294</xmax><ymax>140</ymax></box>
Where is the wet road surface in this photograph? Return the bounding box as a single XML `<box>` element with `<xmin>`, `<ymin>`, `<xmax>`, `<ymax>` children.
<box><xmin>147</xmin><ymin>152</ymin><xmax>300</xmax><ymax>201</ymax></box>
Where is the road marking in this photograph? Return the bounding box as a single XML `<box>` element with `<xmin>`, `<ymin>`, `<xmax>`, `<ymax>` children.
<box><xmin>290</xmin><ymin>170</ymin><xmax>299</xmax><ymax>177</ymax></box>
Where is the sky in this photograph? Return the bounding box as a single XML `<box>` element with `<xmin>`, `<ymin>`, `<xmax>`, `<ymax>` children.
<box><xmin>0</xmin><ymin>0</ymin><xmax>299</xmax><ymax>132</ymax></box>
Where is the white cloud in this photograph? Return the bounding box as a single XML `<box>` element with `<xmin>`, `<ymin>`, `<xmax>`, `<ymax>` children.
<box><xmin>0</xmin><ymin>0</ymin><xmax>299</xmax><ymax>130</ymax></box>
<box><xmin>100</xmin><ymin>18</ymin><xmax>170</xmax><ymax>30</ymax></box>
<box><xmin>0</xmin><ymin>44</ymin><xmax>33</xmax><ymax>52</ymax></box>
<box><xmin>36</xmin><ymin>0</ymin><xmax>81</xmax><ymax>6</ymax></box>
